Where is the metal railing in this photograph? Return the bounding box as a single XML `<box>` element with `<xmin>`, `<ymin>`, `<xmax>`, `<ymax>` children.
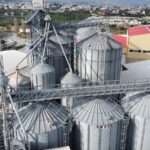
<box><xmin>10</xmin><ymin>78</ymin><xmax>150</xmax><ymax>102</ymax></box>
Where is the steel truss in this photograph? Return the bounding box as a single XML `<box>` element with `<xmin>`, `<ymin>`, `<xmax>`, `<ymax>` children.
<box><xmin>11</xmin><ymin>79</ymin><xmax>150</xmax><ymax>102</ymax></box>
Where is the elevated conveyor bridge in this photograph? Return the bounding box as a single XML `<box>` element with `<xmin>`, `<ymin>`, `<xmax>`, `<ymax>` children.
<box><xmin>11</xmin><ymin>79</ymin><xmax>150</xmax><ymax>102</ymax></box>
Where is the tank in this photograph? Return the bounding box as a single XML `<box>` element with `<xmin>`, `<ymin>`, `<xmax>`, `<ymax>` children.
<box><xmin>61</xmin><ymin>72</ymin><xmax>82</xmax><ymax>109</ymax></box>
<box><xmin>77</xmin><ymin>31</ymin><xmax>122</xmax><ymax>82</ymax></box>
<box><xmin>9</xmin><ymin>73</ymin><xmax>30</xmax><ymax>90</ymax></box>
<box><xmin>46</xmin><ymin>42</ymin><xmax>72</xmax><ymax>84</ymax></box>
<box><xmin>30</xmin><ymin>63</ymin><xmax>55</xmax><ymax>90</ymax></box>
<box><xmin>72</xmin><ymin>97</ymin><xmax>124</xmax><ymax>150</ymax></box>
<box><xmin>122</xmin><ymin>92</ymin><xmax>150</xmax><ymax>150</ymax></box>
<box><xmin>12</xmin><ymin>102</ymin><xmax>70</xmax><ymax>150</ymax></box>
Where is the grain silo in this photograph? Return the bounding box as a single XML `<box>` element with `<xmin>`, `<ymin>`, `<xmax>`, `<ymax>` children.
<box><xmin>77</xmin><ymin>31</ymin><xmax>122</xmax><ymax>82</ymax></box>
<box><xmin>30</xmin><ymin>63</ymin><xmax>55</xmax><ymax>89</ymax></box>
<box><xmin>12</xmin><ymin>102</ymin><xmax>70</xmax><ymax>150</ymax></box>
<box><xmin>61</xmin><ymin>72</ymin><xmax>82</xmax><ymax>109</ymax></box>
<box><xmin>72</xmin><ymin>97</ymin><xmax>124</xmax><ymax>150</ymax></box>
<box><xmin>46</xmin><ymin>42</ymin><xmax>71</xmax><ymax>83</ymax></box>
<box><xmin>122</xmin><ymin>92</ymin><xmax>150</xmax><ymax>150</ymax></box>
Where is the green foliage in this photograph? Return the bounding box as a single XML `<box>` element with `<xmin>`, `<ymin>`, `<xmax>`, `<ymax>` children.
<box><xmin>15</xmin><ymin>44</ymin><xmax>25</xmax><ymax>50</ymax></box>
<box><xmin>145</xmin><ymin>9</ymin><xmax>150</xmax><ymax>16</ymax></box>
<box><xmin>50</xmin><ymin>11</ymin><xmax>91</xmax><ymax>22</ymax></box>
<box><xmin>0</xmin><ymin>40</ymin><xmax>6</xmax><ymax>44</ymax></box>
<box><xmin>0</xmin><ymin>9</ymin><xmax>28</xmax><ymax>27</ymax></box>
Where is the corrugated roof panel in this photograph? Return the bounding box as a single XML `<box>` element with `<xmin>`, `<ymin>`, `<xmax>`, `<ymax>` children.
<box><xmin>12</xmin><ymin>102</ymin><xmax>69</xmax><ymax>134</ymax></box>
<box><xmin>122</xmin><ymin>92</ymin><xmax>150</xmax><ymax>119</ymax></box>
<box><xmin>128</xmin><ymin>25</ymin><xmax>150</xmax><ymax>36</ymax></box>
<box><xmin>72</xmin><ymin>97</ymin><xmax>124</xmax><ymax>126</ymax></box>
<box><xmin>113</xmin><ymin>34</ymin><xmax>127</xmax><ymax>48</ymax></box>
<box><xmin>78</xmin><ymin>33</ymin><xmax>122</xmax><ymax>51</ymax></box>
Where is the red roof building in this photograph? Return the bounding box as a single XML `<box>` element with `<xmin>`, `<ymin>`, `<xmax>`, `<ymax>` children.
<box><xmin>113</xmin><ymin>34</ymin><xmax>127</xmax><ymax>48</ymax></box>
<box><xmin>128</xmin><ymin>25</ymin><xmax>150</xmax><ymax>36</ymax></box>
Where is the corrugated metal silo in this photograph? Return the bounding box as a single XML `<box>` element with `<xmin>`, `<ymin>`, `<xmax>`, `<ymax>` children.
<box><xmin>61</xmin><ymin>72</ymin><xmax>82</xmax><ymax>109</ymax></box>
<box><xmin>30</xmin><ymin>63</ymin><xmax>55</xmax><ymax>89</ymax></box>
<box><xmin>72</xmin><ymin>97</ymin><xmax>124</xmax><ymax>150</ymax></box>
<box><xmin>77</xmin><ymin>31</ymin><xmax>122</xmax><ymax>82</ymax></box>
<box><xmin>46</xmin><ymin>42</ymin><xmax>71</xmax><ymax>84</ymax></box>
<box><xmin>12</xmin><ymin>102</ymin><xmax>70</xmax><ymax>150</ymax></box>
<box><xmin>122</xmin><ymin>92</ymin><xmax>150</xmax><ymax>150</ymax></box>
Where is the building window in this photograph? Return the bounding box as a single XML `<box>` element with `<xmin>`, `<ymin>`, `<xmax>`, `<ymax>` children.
<box><xmin>143</xmin><ymin>50</ymin><xmax>150</xmax><ymax>53</ymax></box>
<box><xmin>129</xmin><ymin>50</ymin><xmax>141</xmax><ymax>53</ymax></box>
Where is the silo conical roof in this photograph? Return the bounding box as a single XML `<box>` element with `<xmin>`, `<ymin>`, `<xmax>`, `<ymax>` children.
<box><xmin>72</xmin><ymin>97</ymin><xmax>124</xmax><ymax>126</ymax></box>
<box><xmin>78</xmin><ymin>33</ymin><xmax>122</xmax><ymax>51</ymax></box>
<box><xmin>12</xmin><ymin>102</ymin><xmax>69</xmax><ymax>134</ymax></box>
<box><xmin>122</xmin><ymin>92</ymin><xmax>150</xmax><ymax>119</ymax></box>
<box><xmin>49</xmin><ymin>31</ymin><xmax>72</xmax><ymax>45</ymax></box>
<box><xmin>31</xmin><ymin>63</ymin><xmax>55</xmax><ymax>75</ymax></box>
<box><xmin>76</xmin><ymin>27</ymin><xmax>96</xmax><ymax>42</ymax></box>
<box><xmin>61</xmin><ymin>72</ymin><xmax>82</xmax><ymax>86</ymax></box>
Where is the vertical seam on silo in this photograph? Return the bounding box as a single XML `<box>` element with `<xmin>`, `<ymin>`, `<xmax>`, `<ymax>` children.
<box><xmin>88</xmin><ymin>125</ymin><xmax>90</xmax><ymax>150</ymax></box>
<box><xmin>99</xmin><ymin>128</ymin><xmax>101</xmax><ymax>150</ymax></box>
<box><xmin>90</xmin><ymin>48</ymin><xmax>93</xmax><ymax>81</ymax></box>
<box><xmin>97</xmin><ymin>47</ymin><xmax>100</xmax><ymax>81</ymax></box>
<box><xmin>140</xmin><ymin>119</ymin><xmax>146</xmax><ymax>150</ymax></box>
<box><xmin>85</xmin><ymin>48</ymin><xmax>87</xmax><ymax>80</ymax></box>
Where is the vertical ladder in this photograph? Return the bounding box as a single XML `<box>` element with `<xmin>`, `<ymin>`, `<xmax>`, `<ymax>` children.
<box><xmin>99</xmin><ymin>32</ymin><xmax>107</xmax><ymax>82</ymax></box>
<box><xmin>0</xmin><ymin>116</ymin><xmax>4</xmax><ymax>150</ymax></box>
<box><xmin>120</xmin><ymin>116</ymin><xmax>129</xmax><ymax>150</ymax></box>
<box><xmin>63</xmin><ymin>122</ymin><xmax>69</xmax><ymax>146</ymax></box>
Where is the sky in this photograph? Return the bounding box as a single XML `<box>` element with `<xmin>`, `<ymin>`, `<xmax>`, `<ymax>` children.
<box><xmin>2</xmin><ymin>0</ymin><xmax>150</xmax><ymax>5</ymax></box>
<box><xmin>48</xmin><ymin>0</ymin><xmax>149</xmax><ymax>5</ymax></box>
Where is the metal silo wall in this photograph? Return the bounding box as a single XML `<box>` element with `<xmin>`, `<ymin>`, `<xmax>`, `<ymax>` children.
<box><xmin>31</xmin><ymin>65</ymin><xmax>55</xmax><ymax>90</ymax></box>
<box><xmin>61</xmin><ymin>73</ymin><xmax>82</xmax><ymax>109</ymax></box>
<box><xmin>78</xmin><ymin>47</ymin><xmax>122</xmax><ymax>82</ymax></box>
<box><xmin>47</xmin><ymin>55</ymin><xmax>69</xmax><ymax>84</ymax></box>
<box><xmin>45</xmin><ymin>43</ymin><xmax>73</xmax><ymax>84</ymax></box>
<box><xmin>14</xmin><ymin>127</ymin><xmax>64</xmax><ymax>150</ymax></box>
<box><xmin>126</xmin><ymin>117</ymin><xmax>150</xmax><ymax>150</ymax></box>
<box><xmin>73</xmin><ymin>121</ymin><xmax>122</xmax><ymax>150</ymax></box>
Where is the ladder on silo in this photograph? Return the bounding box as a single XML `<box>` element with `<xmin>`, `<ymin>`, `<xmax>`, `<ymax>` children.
<box><xmin>100</xmin><ymin>34</ymin><xmax>106</xmax><ymax>82</ymax></box>
<box><xmin>120</xmin><ymin>116</ymin><xmax>129</xmax><ymax>150</ymax></box>
<box><xmin>0</xmin><ymin>118</ymin><xmax>4</xmax><ymax>150</ymax></box>
<box><xmin>63</xmin><ymin>122</ymin><xmax>69</xmax><ymax>146</ymax></box>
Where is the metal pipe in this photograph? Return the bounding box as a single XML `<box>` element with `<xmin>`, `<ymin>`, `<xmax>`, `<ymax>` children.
<box><xmin>16</xmin><ymin>35</ymin><xmax>46</xmax><ymax>69</ymax></box>
<box><xmin>41</xmin><ymin>22</ymin><xmax>50</xmax><ymax>64</ymax></box>
<box><xmin>8</xmin><ymin>94</ymin><xmax>27</xmax><ymax>141</ymax></box>
<box><xmin>52</xmin><ymin>24</ymin><xmax>73</xmax><ymax>73</ymax></box>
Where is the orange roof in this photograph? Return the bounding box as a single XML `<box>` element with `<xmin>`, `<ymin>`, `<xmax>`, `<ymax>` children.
<box><xmin>113</xmin><ymin>34</ymin><xmax>127</xmax><ymax>48</ymax></box>
<box><xmin>128</xmin><ymin>25</ymin><xmax>150</xmax><ymax>36</ymax></box>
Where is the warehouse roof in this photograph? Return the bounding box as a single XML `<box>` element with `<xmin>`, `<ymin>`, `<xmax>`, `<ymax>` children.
<box><xmin>0</xmin><ymin>50</ymin><xmax>27</xmax><ymax>75</ymax></box>
<box><xmin>121</xmin><ymin>60</ymin><xmax>150</xmax><ymax>81</ymax></box>
<box><xmin>113</xmin><ymin>34</ymin><xmax>127</xmax><ymax>48</ymax></box>
<box><xmin>128</xmin><ymin>25</ymin><xmax>150</xmax><ymax>36</ymax></box>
